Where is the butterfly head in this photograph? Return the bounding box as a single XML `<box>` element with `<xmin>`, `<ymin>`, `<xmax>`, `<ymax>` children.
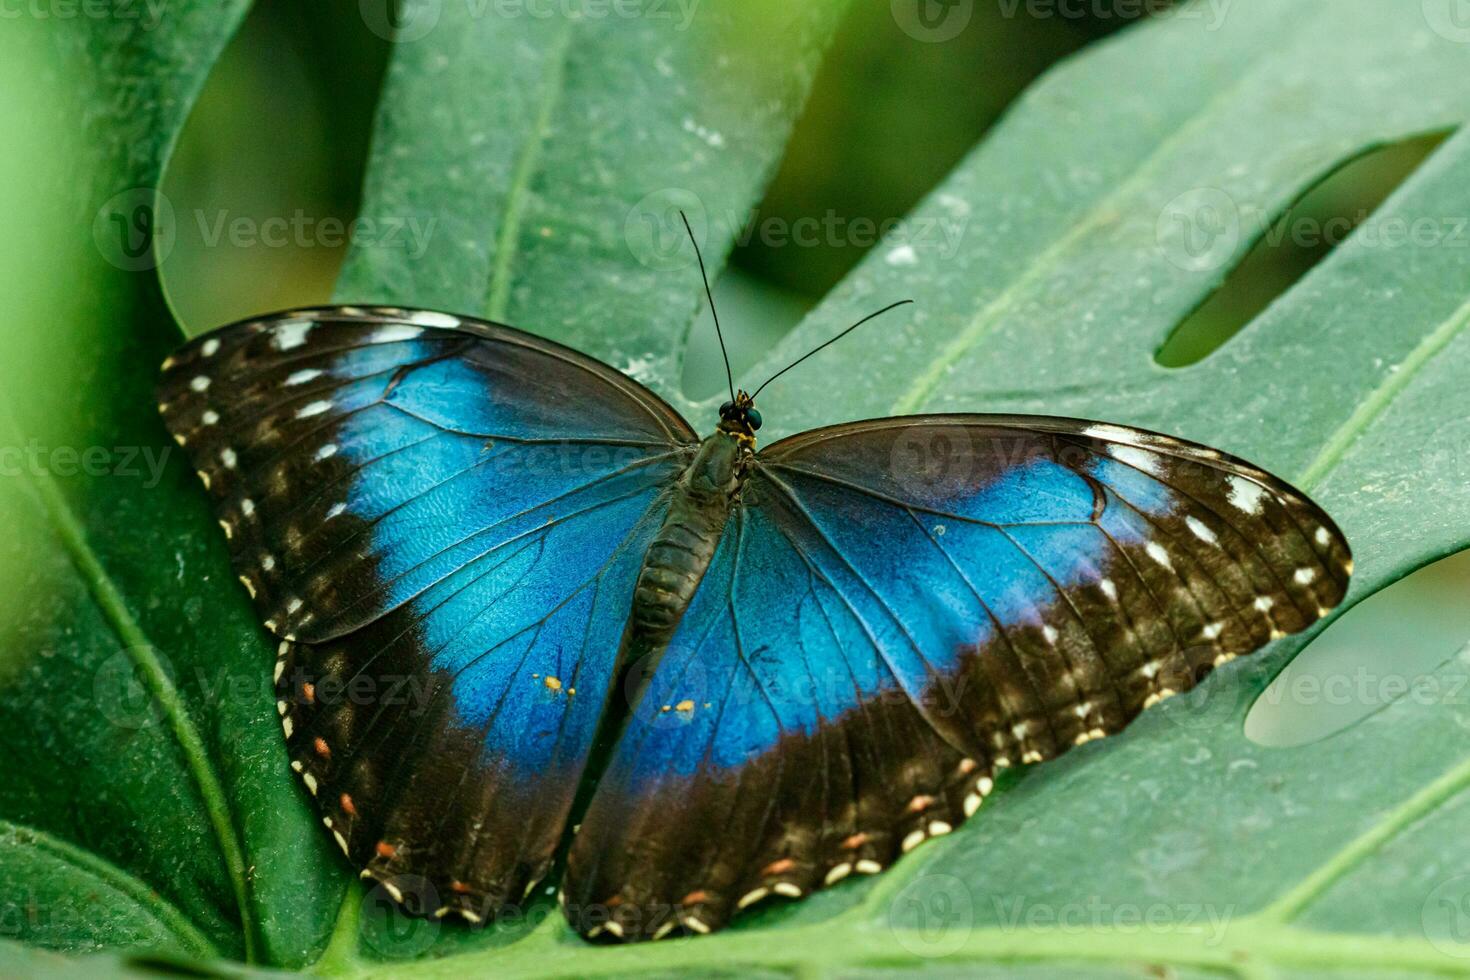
<box><xmin>717</xmin><ymin>390</ymin><xmax>762</xmax><ymax>446</ymax></box>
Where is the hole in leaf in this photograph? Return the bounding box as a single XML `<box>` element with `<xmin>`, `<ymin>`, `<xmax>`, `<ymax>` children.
<box><xmin>1245</xmin><ymin>548</ymin><xmax>1470</xmax><ymax>749</ymax></box>
<box><xmin>159</xmin><ymin>0</ymin><xmax>389</xmax><ymax>335</ymax></box>
<box><xmin>1155</xmin><ymin>131</ymin><xmax>1450</xmax><ymax>368</ymax></box>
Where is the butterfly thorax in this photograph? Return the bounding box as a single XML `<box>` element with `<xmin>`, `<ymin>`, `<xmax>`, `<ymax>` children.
<box><xmin>628</xmin><ymin>431</ymin><xmax>748</xmax><ymax>646</ymax></box>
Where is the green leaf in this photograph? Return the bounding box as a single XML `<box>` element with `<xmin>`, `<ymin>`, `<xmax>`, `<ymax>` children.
<box><xmin>10</xmin><ymin>0</ymin><xmax>1470</xmax><ymax>975</ymax></box>
<box><xmin>0</xmin><ymin>3</ymin><xmax>337</xmax><ymax>968</ymax></box>
<box><xmin>337</xmin><ymin>0</ymin><xmax>851</xmax><ymax>419</ymax></box>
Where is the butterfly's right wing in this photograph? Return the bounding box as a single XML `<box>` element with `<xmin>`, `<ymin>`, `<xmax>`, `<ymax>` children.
<box><xmin>565</xmin><ymin>415</ymin><xmax>1351</xmax><ymax>940</ymax></box>
<box><xmin>157</xmin><ymin>307</ymin><xmax>696</xmax><ymax>920</ymax></box>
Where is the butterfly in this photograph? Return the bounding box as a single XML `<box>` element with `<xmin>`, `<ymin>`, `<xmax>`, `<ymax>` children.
<box><xmin>156</xmin><ymin>279</ymin><xmax>1350</xmax><ymax>942</ymax></box>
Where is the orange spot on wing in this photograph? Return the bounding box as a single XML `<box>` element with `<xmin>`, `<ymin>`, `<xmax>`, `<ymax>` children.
<box><xmin>340</xmin><ymin>793</ymin><xmax>357</xmax><ymax>816</ymax></box>
<box><xmin>906</xmin><ymin>794</ymin><xmax>936</xmax><ymax>813</ymax></box>
<box><xmin>841</xmin><ymin>833</ymin><xmax>869</xmax><ymax>850</ymax></box>
<box><xmin>681</xmin><ymin>890</ymin><xmax>710</xmax><ymax>906</ymax></box>
<box><xmin>375</xmin><ymin>840</ymin><xmax>397</xmax><ymax>859</ymax></box>
<box><xmin>313</xmin><ymin>737</ymin><xmax>331</xmax><ymax>759</ymax></box>
<box><xmin>302</xmin><ymin>682</ymin><xmax>316</xmax><ymax>704</ymax></box>
<box><xmin>761</xmin><ymin>858</ymin><xmax>796</xmax><ymax>877</ymax></box>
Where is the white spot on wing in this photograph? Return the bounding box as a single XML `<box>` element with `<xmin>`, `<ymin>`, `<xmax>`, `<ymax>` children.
<box><xmin>371</xmin><ymin>325</ymin><xmax>424</xmax><ymax>343</ymax></box>
<box><xmin>1228</xmin><ymin>476</ymin><xmax>1268</xmax><ymax>515</ymax></box>
<box><xmin>273</xmin><ymin>320</ymin><xmax>313</xmax><ymax>351</ymax></box>
<box><xmin>1111</xmin><ymin>445</ymin><xmax>1164</xmax><ymax>476</ymax></box>
<box><xmin>296</xmin><ymin>400</ymin><xmax>332</xmax><ymax>419</ymax></box>
<box><xmin>1186</xmin><ymin>516</ymin><xmax>1217</xmax><ymax>544</ymax></box>
<box><xmin>1081</xmin><ymin>424</ymin><xmax>1137</xmax><ymax>442</ymax></box>
<box><xmin>201</xmin><ymin>338</ymin><xmax>221</xmax><ymax>357</ymax></box>
<box><xmin>286</xmin><ymin>369</ymin><xmax>323</xmax><ymax>386</ymax></box>
<box><xmin>1145</xmin><ymin>541</ymin><xmax>1173</xmax><ymax>569</ymax></box>
<box><xmin>409</xmin><ymin>310</ymin><xmax>460</xmax><ymax>328</ymax></box>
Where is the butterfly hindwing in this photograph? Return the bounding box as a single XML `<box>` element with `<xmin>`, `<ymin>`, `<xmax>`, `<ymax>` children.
<box><xmin>564</xmin><ymin>415</ymin><xmax>1350</xmax><ymax>939</ymax></box>
<box><xmin>158</xmin><ymin>307</ymin><xmax>696</xmax><ymax>920</ymax></box>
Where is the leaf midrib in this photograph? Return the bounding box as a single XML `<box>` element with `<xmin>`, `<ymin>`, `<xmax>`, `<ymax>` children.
<box><xmin>1</xmin><ymin>402</ymin><xmax>259</xmax><ymax>963</ymax></box>
<box><xmin>484</xmin><ymin>20</ymin><xmax>577</xmax><ymax>323</ymax></box>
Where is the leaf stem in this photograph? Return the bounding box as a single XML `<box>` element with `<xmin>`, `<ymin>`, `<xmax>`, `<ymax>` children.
<box><xmin>312</xmin><ymin>881</ymin><xmax>366</xmax><ymax>976</ymax></box>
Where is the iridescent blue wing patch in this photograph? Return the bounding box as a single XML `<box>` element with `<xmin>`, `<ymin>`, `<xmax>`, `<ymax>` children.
<box><xmin>157</xmin><ymin>307</ymin><xmax>696</xmax><ymax>921</ymax></box>
<box><xmin>564</xmin><ymin>415</ymin><xmax>1350</xmax><ymax>939</ymax></box>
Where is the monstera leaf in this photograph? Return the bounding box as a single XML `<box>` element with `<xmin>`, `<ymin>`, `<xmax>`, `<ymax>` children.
<box><xmin>6</xmin><ymin>0</ymin><xmax>1470</xmax><ymax>975</ymax></box>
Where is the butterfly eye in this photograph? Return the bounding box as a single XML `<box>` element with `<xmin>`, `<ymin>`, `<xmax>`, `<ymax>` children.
<box><xmin>719</xmin><ymin>401</ymin><xmax>734</xmax><ymax>418</ymax></box>
<box><xmin>746</xmin><ymin>408</ymin><xmax>762</xmax><ymax>430</ymax></box>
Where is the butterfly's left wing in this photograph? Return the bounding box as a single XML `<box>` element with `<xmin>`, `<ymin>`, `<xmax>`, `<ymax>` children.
<box><xmin>157</xmin><ymin>306</ymin><xmax>696</xmax><ymax>920</ymax></box>
<box><xmin>564</xmin><ymin>415</ymin><xmax>1350</xmax><ymax>940</ymax></box>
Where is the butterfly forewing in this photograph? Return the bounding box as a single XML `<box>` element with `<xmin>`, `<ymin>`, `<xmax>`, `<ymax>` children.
<box><xmin>565</xmin><ymin>415</ymin><xmax>1350</xmax><ymax>940</ymax></box>
<box><xmin>158</xmin><ymin>307</ymin><xmax>696</xmax><ymax>921</ymax></box>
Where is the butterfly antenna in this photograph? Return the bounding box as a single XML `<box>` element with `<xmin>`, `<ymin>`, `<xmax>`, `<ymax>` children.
<box><xmin>680</xmin><ymin>210</ymin><xmax>736</xmax><ymax>405</ymax></box>
<box><xmin>751</xmin><ymin>299</ymin><xmax>914</xmax><ymax>399</ymax></box>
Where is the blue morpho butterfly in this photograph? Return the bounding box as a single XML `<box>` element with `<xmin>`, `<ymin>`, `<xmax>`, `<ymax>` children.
<box><xmin>157</xmin><ymin>224</ymin><xmax>1351</xmax><ymax>942</ymax></box>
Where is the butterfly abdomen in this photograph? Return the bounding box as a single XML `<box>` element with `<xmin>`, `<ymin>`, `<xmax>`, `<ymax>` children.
<box><xmin>629</xmin><ymin>433</ymin><xmax>745</xmax><ymax>645</ymax></box>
